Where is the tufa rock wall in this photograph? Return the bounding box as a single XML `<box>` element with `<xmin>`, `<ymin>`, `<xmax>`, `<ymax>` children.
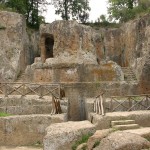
<box><xmin>100</xmin><ymin>14</ymin><xmax>150</xmax><ymax>83</ymax></box>
<box><xmin>25</xmin><ymin>21</ymin><xmax>123</xmax><ymax>83</ymax></box>
<box><xmin>0</xmin><ymin>11</ymin><xmax>39</xmax><ymax>82</ymax></box>
<box><xmin>40</xmin><ymin>20</ymin><xmax>103</xmax><ymax>64</ymax></box>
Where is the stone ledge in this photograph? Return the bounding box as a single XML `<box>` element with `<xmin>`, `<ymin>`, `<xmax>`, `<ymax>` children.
<box><xmin>0</xmin><ymin>114</ymin><xmax>67</xmax><ymax>146</ymax></box>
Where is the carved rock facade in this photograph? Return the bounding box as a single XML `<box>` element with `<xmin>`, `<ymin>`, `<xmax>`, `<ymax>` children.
<box><xmin>26</xmin><ymin>21</ymin><xmax>124</xmax><ymax>83</ymax></box>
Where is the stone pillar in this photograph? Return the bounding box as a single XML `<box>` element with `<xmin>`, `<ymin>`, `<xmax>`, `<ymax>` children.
<box><xmin>40</xmin><ymin>36</ymin><xmax>46</xmax><ymax>63</ymax></box>
<box><xmin>65</xmin><ymin>84</ymin><xmax>86</xmax><ymax>121</ymax></box>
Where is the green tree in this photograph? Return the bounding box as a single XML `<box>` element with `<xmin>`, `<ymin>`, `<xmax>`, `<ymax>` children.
<box><xmin>108</xmin><ymin>0</ymin><xmax>150</xmax><ymax>23</ymax></box>
<box><xmin>138</xmin><ymin>0</ymin><xmax>150</xmax><ymax>9</ymax></box>
<box><xmin>2</xmin><ymin>0</ymin><xmax>48</xmax><ymax>29</ymax></box>
<box><xmin>108</xmin><ymin>0</ymin><xmax>138</xmax><ymax>22</ymax></box>
<box><xmin>51</xmin><ymin>0</ymin><xmax>90</xmax><ymax>23</ymax></box>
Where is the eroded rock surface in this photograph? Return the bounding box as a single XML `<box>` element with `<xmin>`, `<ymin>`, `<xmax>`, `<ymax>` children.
<box><xmin>0</xmin><ymin>11</ymin><xmax>27</xmax><ymax>81</ymax></box>
<box><xmin>0</xmin><ymin>114</ymin><xmax>67</xmax><ymax>146</ymax></box>
<box><xmin>0</xmin><ymin>11</ymin><xmax>39</xmax><ymax>82</ymax></box>
<box><xmin>94</xmin><ymin>131</ymin><xmax>150</xmax><ymax>150</ymax></box>
<box><xmin>40</xmin><ymin>20</ymin><xmax>102</xmax><ymax>64</ymax></box>
<box><xmin>87</xmin><ymin>129</ymin><xmax>112</xmax><ymax>150</ymax></box>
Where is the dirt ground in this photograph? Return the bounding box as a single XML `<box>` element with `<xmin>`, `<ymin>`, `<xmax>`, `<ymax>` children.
<box><xmin>0</xmin><ymin>146</ymin><xmax>42</xmax><ymax>150</ymax></box>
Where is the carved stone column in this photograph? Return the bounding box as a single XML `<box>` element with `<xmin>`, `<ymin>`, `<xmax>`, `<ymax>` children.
<box><xmin>40</xmin><ymin>36</ymin><xmax>46</xmax><ymax>63</ymax></box>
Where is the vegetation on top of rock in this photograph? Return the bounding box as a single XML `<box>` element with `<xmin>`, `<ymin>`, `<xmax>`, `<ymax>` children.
<box><xmin>0</xmin><ymin>24</ymin><xmax>6</xmax><ymax>30</ymax></box>
<box><xmin>83</xmin><ymin>21</ymin><xmax>120</xmax><ymax>29</ymax></box>
<box><xmin>1</xmin><ymin>0</ymin><xmax>150</xmax><ymax>28</ymax></box>
<box><xmin>51</xmin><ymin>0</ymin><xmax>90</xmax><ymax>23</ymax></box>
<box><xmin>0</xmin><ymin>112</ymin><xmax>11</xmax><ymax>117</ymax></box>
<box><xmin>108</xmin><ymin>0</ymin><xmax>150</xmax><ymax>23</ymax></box>
<box><xmin>93</xmin><ymin>140</ymin><xmax>100</xmax><ymax>148</ymax></box>
<box><xmin>72</xmin><ymin>133</ymin><xmax>93</xmax><ymax>150</ymax></box>
<box><xmin>0</xmin><ymin>0</ymin><xmax>48</xmax><ymax>29</ymax></box>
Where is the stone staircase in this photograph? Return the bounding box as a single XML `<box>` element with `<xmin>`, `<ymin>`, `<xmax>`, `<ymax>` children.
<box><xmin>111</xmin><ymin>120</ymin><xmax>140</xmax><ymax>130</ymax></box>
<box><xmin>121</xmin><ymin>67</ymin><xmax>137</xmax><ymax>81</ymax></box>
<box><xmin>16</xmin><ymin>72</ymin><xmax>26</xmax><ymax>82</ymax></box>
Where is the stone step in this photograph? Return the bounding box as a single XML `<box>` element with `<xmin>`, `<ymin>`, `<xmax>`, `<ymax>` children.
<box><xmin>111</xmin><ymin>120</ymin><xmax>135</xmax><ymax>126</ymax></box>
<box><xmin>0</xmin><ymin>146</ymin><xmax>42</xmax><ymax>150</ymax></box>
<box><xmin>124</xmin><ymin>75</ymin><xmax>136</xmax><ymax>77</ymax></box>
<box><xmin>121</xmin><ymin>67</ymin><xmax>137</xmax><ymax>81</ymax></box>
<box><xmin>113</xmin><ymin>124</ymin><xmax>140</xmax><ymax>130</ymax></box>
<box><xmin>123</xmin><ymin>127</ymin><xmax>150</xmax><ymax>139</ymax></box>
<box><xmin>126</xmin><ymin>76</ymin><xmax>136</xmax><ymax>78</ymax></box>
<box><xmin>125</xmin><ymin>73</ymin><xmax>136</xmax><ymax>75</ymax></box>
<box><xmin>126</xmin><ymin>78</ymin><xmax>137</xmax><ymax>80</ymax></box>
<box><xmin>16</xmin><ymin>72</ymin><xmax>26</xmax><ymax>82</ymax></box>
<box><xmin>122</xmin><ymin>70</ymin><xmax>132</xmax><ymax>72</ymax></box>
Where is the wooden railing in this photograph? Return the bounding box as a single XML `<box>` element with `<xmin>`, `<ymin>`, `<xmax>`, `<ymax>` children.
<box><xmin>94</xmin><ymin>92</ymin><xmax>105</xmax><ymax>115</ymax></box>
<box><xmin>0</xmin><ymin>82</ymin><xmax>63</xmax><ymax>115</ymax></box>
<box><xmin>110</xmin><ymin>94</ymin><xmax>150</xmax><ymax>112</ymax></box>
<box><xmin>0</xmin><ymin>82</ymin><xmax>61</xmax><ymax>99</ymax></box>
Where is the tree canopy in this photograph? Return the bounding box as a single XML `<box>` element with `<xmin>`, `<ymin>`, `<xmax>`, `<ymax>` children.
<box><xmin>108</xmin><ymin>0</ymin><xmax>150</xmax><ymax>23</ymax></box>
<box><xmin>0</xmin><ymin>0</ymin><xmax>48</xmax><ymax>29</ymax></box>
<box><xmin>51</xmin><ymin>0</ymin><xmax>90</xmax><ymax>23</ymax></box>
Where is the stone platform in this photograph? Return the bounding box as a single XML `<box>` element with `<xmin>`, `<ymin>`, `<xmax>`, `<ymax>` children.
<box><xmin>0</xmin><ymin>95</ymin><xmax>68</xmax><ymax>115</ymax></box>
<box><xmin>89</xmin><ymin>111</ymin><xmax>150</xmax><ymax>129</ymax></box>
<box><xmin>0</xmin><ymin>114</ymin><xmax>67</xmax><ymax>146</ymax></box>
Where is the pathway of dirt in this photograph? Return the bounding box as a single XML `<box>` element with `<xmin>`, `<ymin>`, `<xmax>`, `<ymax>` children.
<box><xmin>0</xmin><ymin>146</ymin><xmax>42</xmax><ymax>150</ymax></box>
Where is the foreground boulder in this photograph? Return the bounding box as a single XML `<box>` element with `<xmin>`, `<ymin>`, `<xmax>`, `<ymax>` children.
<box><xmin>87</xmin><ymin>129</ymin><xmax>112</xmax><ymax>150</ymax></box>
<box><xmin>43</xmin><ymin>121</ymin><xmax>96</xmax><ymax>150</ymax></box>
<box><xmin>94</xmin><ymin>131</ymin><xmax>150</xmax><ymax>150</ymax></box>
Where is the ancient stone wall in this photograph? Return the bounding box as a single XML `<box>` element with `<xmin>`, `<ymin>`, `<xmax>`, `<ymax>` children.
<box><xmin>26</xmin><ymin>61</ymin><xmax>123</xmax><ymax>83</ymax></box>
<box><xmin>0</xmin><ymin>114</ymin><xmax>66</xmax><ymax>146</ymax></box>
<box><xmin>0</xmin><ymin>96</ymin><xmax>67</xmax><ymax>115</ymax></box>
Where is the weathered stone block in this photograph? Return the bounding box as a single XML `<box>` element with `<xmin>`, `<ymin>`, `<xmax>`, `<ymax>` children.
<box><xmin>43</xmin><ymin>121</ymin><xmax>96</xmax><ymax>150</ymax></box>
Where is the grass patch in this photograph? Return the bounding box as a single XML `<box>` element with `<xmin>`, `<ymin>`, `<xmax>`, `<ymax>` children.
<box><xmin>82</xmin><ymin>22</ymin><xmax>121</xmax><ymax>30</ymax></box>
<box><xmin>93</xmin><ymin>141</ymin><xmax>100</xmax><ymax>148</ymax></box>
<box><xmin>32</xmin><ymin>141</ymin><xmax>43</xmax><ymax>148</ymax></box>
<box><xmin>112</xmin><ymin>127</ymin><xmax>119</xmax><ymax>132</ymax></box>
<box><xmin>0</xmin><ymin>24</ymin><xmax>6</xmax><ymax>30</ymax></box>
<box><xmin>72</xmin><ymin>133</ymin><xmax>93</xmax><ymax>150</ymax></box>
<box><xmin>145</xmin><ymin>137</ymin><xmax>150</xmax><ymax>142</ymax></box>
<box><xmin>0</xmin><ymin>112</ymin><xmax>11</xmax><ymax>117</ymax></box>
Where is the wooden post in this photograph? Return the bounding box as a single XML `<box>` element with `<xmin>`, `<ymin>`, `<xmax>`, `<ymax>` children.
<box><xmin>111</xmin><ymin>97</ymin><xmax>113</xmax><ymax>112</ymax></box>
<box><xmin>128</xmin><ymin>97</ymin><xmax>132</xmax><ymax>111</ymax></box>
<box><xmin>39</xmin><ymin>85</ymin><xmax>43</xmax><ymax>98</ymax></box>
<box><xmin>4</xmin><ymin>83</ymin><xmax>8</xmax><ymax>97</ymax></box>
<box><xmin>100</xmin><ymin>95</ymin><xmax>105</xmax><ymax>116</ymax></box>
<box><xmin>21</xmin><ymin>83</ymin><xmax>25</xmax><ymax>97</ymax></box>
<box><xmin>58</xmin><ymin>84</ymin><xmax>61</xmax><ymax>100</ymax></box>
<box><xmin>94</xmin><ymin>99</ymin><xmax>96</xmax><ymax>112</ymax></box>
<box><xmin>98</xmin><ymin>97</ymin><xmax>101</xmax><ymax>115</ymax></box>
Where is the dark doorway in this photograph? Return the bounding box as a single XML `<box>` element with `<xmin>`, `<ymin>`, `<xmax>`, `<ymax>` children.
<box><xmin>45</xmin><ymin>36</ymin><xmax>54</xmax><ymax>58</ymax></box>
